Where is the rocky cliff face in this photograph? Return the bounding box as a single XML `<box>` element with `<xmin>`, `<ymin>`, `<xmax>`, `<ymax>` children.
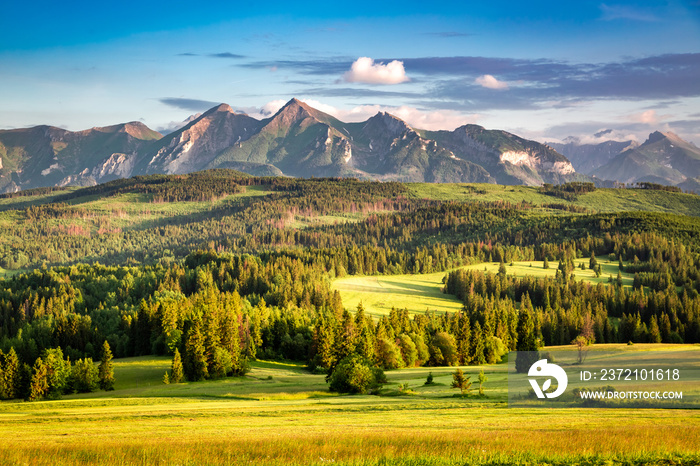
<box><xmin>548</xmin><ymin>137</ymin><xmax>640</xmax><ymax>174</ymax></box>
<box><xmin>422</xmin><ymin>124</ymin><xmax>577</xmax><ymax>185</ymax></box>
<box><xmin>144</xmin><ymin>104</ymin><xmax>260</xmax><ymax>175</ymax></box>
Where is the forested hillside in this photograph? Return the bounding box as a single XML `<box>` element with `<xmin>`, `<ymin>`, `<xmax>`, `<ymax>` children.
<box><xmin>1</xmin><ymin>170</ymin><xmax>699</xmax><ymax>400</ymax></box>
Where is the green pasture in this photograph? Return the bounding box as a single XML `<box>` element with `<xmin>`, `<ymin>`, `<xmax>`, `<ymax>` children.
<box><xmin>408</xmin><ymin>183</ymin><xmax>700</xmax><ymax>216</ymax></box>
<box><xmin>333</xmin><ymin>270</ymin><xmax>464</xmax><ymax>317</ymax></box>
<box><xmin>333</xmin><ymin>259</ymin><xmax>632</xmax><ymax>317</ymax></box>
<box><xmin>465</xmin><ymin>258</ymin><xmax>635</xmax><ymax>287</ymax></box>
<box><xmin>0</xmin><ymin>345</ymin><xmax>698</xmax><ymax>465</ymax></box>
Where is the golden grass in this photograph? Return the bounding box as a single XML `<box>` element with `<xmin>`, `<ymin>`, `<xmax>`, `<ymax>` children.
<box><xmin>0</xmin><ymin>398</ymin><xmax>697</xmax><ymax>465</ymax></box>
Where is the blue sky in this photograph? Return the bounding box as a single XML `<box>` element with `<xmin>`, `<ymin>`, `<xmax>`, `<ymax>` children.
<box><xmin>1</xmin><ymin>0</ymin><xmax>699</xmax><ymax>144</ymax></box>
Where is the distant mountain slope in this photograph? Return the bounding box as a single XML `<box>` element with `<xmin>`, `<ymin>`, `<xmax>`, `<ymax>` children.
<box><xmin>424</xmin><ymin>124</ymin><xmax>577</xmax><ymax>185</ymax></box>
<box><xmin>0</xmin><ymin>98</ymin><xmax>582</xmax><ymax>191</ymax></box>
<box><xmin>592</xmin><ymin>132</ymin><xmax>700</xmax><ymax>185</ymax></box>
<box><xmin>548</xmin><ymin>137</ymin><xmax>639</xmax><ymax>174</ymax></box>
<box><xmin>0</xmin><ymin>122</ymin><xmax>161</xmax><ymax>192</ymax></box>
<box><xmin>141</xmin><ymin>104</ymin><xmax>262</xmax><ymax>175</ymax></box>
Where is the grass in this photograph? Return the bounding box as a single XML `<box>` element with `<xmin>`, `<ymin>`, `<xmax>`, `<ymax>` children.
<box><xmin>465</xmin><ymin>258</ymin><xmax>635</xmax><ymax>287</ymax></box>
<box><xmin>408</xmin><ymin>183</ymin><xmax>700</xmax><ymax>217</ymax></box>
<box><xmin>333</xmin><ymin>270</ymin><xmax>464</xmax><ymax>317</ymax></box>
<box><xmin>333</xmin><ymin>259</ymin><xmax>633</xmax><ymax>317</ymax></box>
<box><xmin>0</xmin><ymin>347</ymin><xmax>698</xmax><ymax>465</ymax></box>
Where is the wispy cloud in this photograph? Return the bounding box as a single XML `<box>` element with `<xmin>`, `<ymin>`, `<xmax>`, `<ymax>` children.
<box><xmin>209</xmin><ymin>52</ymin><xmax>246</xmax><ymax>59</ymax></box>
<box><xmin>301</xmin><ymin>87</ymin><xmax>416</xmax><ymax>99</ymax></box>
<box><xmin>341</xmin><ymin>57</ymin><xmax>410</xmax><ymax>85</ymax></box>
<box><xmin>176</xmin><ymin>52</ymin><xmax>246</xmax><ymax>59</ymax></box>
<box><xmin>159</xmin><ymin>98</ymin><xmax>221</xmax><ymax>112</ymax></box>
<box><xmin>425</xmin><ymin>32</ymin><xmax>474</xmax><ymax>38</ymax></box>
<box><xmin>599</xmin><ymin>3</ymin><xmax>660</xmax><ymax>22</ymax></box>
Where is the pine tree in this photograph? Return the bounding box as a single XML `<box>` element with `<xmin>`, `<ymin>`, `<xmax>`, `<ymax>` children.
<box><xmin>336</xmin><ymin>309</ymin><xmax>357</xmax><ymax>362</ymax></box>
<box><xmin>456</xmin><ymin>313</ymin><xmax>471</xmax><ymax>365</ymax></box>
<box><xmin>543</xmin><ymin>257</ymin><xmax>549</xmax><ymax>269</ymax></box>
<box><xmin>2</xmin><ymin>348</ymin><xmax>20</xmax><ymax>399</ymax></box>
<box><xmin>163</xmin><ymin>371</ymin><xmax>170</xmax><ymax>384</ymax></box>
<box><xmin>515</xmin><ymin>308</ymin><xmax>539</xmax><ymax>373</ymax></box>
<box><xmin>470</xmin><ymin>321</ymin><xmax>486</xmax><ymax>365</ymax></box>
<box><xmin>29</xmin><ymin>358</ymin><xmax>49</xmax><ymax>401</ymax></box>
<box><xmin>316</xmin><ymin>316</ymin><xmax>336</xmax><ymax>371</ymax></box>
<box><xmin>648</xmin><ymin>315</ymin><xmax>662</xmax><ymax>343</ymax></box>
<box><xmin>170</xmin><ymin>348</ymin><xmax>184</xmax><ymax>383</ymax></box>
<box><xmin>451</xmin><ymin>369</ymin><xmax>472</xmax><ymax>395</ymax></box>
<box><xmin>589</xmin><ymin>252</ymin><xmax>597</xmax><ymax>270</ymax></box>
<box><xmin>98</xmin><ymin>341</ymin><xmax>115</xmax><ymax>391</ymax></box>
<box><xmin>184</xmin><ymin>320</ymin><xmax>208</xmax><ymax>381</ymax></box>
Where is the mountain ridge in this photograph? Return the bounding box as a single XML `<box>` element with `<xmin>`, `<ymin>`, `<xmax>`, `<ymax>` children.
<box><xmin>0</xmin><ymin>98</ymin><xmax>601</xmax><ymax>192</ymax></box>
<box><xmin>591</xmin><ymin>131</ymin><xmax>700</xmax><ymax>185</ymax></box>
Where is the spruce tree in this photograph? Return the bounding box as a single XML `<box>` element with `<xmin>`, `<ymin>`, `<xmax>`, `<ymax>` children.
<box><xmin>471</xmin><ymin>321</ymin><xmax>486</xmax><ymax>365</ymax></box>
<box><xmin>2</xmin><ymin>348</ymin><xmax>20</xmax><ymax>399</ymax></box>
<box><xmin>515</xmin><ymin>308</ymin><xmax>539</xmax><ymax>373</ymax></box>
<box><xmin>29</xmin><ymin>358</ymin><xmax>49</xmax><ymax>401</ymax></box>
<box><xmin>649</xmin><ymin>316</ymin><xmax>662</xmax><ymax>343</ymax></box>
<box><xmin>98</xmin><ymin>341</ymin><xmax>115</xmax><ymax>391</ymax></box>
<box><xmin>170</xmin><ymin>348</ymin><xmax>184</xmax><ymax>383</ymax></box>
<box><xmin>456</xmin><ymin>314</ymin><xmax>471</xmax><ymax>365</ymax></box>
<box><xmin>184</xmin><ymin>320</ymin><xmax>208</xmax><ymax>381</ymax></box>
<box><xmin>316</xmin><ymin>316</ymin><xmax>336</xmax><ymax>371</ymax></box>
<box><xmin>589</xmin><ymin>252</ymin><xmax>597</xmax><ymax>270</ymax></box>
<box><xmin>451</xmin><ymin>369</ymin><xmax>472</xmax><ymax>395</ymax></box>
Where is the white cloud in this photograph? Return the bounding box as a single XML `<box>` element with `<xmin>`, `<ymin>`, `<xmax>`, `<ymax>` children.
<box><xmin>156</xmin><ymin>113</ymin><xmax>202</xmax><ymax>134</ymax></box>
<box><xmin>474</xmin><ymin>74</ymin><xmax>509</xmax><ymax>90</ymax></box>
<box><xmin>630</xmin><ymin>109</ymin><xmax>660</xmax><ymax>125</ymax></box>
<box><xmin>238</xmin><ymin>100</ymin><xmax>287</xmax><ymax>119</ymax></box>
<box><xmin>342</xmin><ymin>57</ymin><xmax>410</xmax><ymax>85</ymax></box>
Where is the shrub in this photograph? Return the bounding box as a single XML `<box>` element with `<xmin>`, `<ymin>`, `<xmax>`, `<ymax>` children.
<box><xmin>328</xmin><ymin>355</ymin><xmax>385</xmax><ymax>394</ymax></box>
<box><xmin>71</xmin><ymin>358</ymin><xmax>98</xmax><ymax>393</ymax></box>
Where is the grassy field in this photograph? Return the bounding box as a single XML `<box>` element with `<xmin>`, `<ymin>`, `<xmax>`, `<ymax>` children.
<box><xmin>408</xmin><ymin>183</ymin><xmax>700</xmax><ymax>216</ymax></box>
<box><xmin>0</xmin><ymin>347</ymin><xmax>698</xmax><ymax>465</ymax></box>
<box><xmin>333</xmin><ymin>270</ymin><xmax>464</xmax><ymax>317</ymax></box>
<box><xmin>333</xmin><ymin>259</ymin><xmax>632</xmax><ymax>317</ymax></box>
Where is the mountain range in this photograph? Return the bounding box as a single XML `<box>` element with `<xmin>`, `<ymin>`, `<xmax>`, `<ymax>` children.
<box><xmin>551</xmin><ymin>131</ymin><xmax>700</xmax><ymax>189</ymax></box>
<box><xmin>1</xmin><ymin>98</ymin><xmax>696</xmax><ymax>193</ymax></box>
<box><xmin>0</xmin><ymin>99</ymin><xmax>584</xmax><ymax>193</ymax></box>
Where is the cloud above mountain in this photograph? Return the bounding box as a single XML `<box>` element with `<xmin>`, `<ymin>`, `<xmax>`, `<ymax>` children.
<box><xmin>341</xmin><ymin>57</ymin><xmax>410</xmax><ymax>85</ymax></box>
<box><xmin>244</xmin><ymin>53</ymin><xmax>700</xmax><ymax>108</ymax></box>
<box><xmin>160</xmin><ymin>98</ymin><xmax>221</xmax><ymax>112</ymax></box>
<box><xmin>244</xmin><ymin>99</ymin><xmax>476</xmax><ymax>131</ymax></box>
<box><xmin>474</xmin><ymin>74</ymin><xmax>509</xmax><ymax>90</ymax></box>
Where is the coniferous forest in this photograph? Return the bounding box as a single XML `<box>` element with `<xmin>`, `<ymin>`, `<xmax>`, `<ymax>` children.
<box><xmin>1</xmin><ymin>170</ymin><xmax>700</xmax><ymax>399</ymax></box>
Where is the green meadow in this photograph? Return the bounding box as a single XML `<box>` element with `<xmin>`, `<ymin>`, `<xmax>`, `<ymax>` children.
<box><xmin>1</xmin><ymin>347</ymin><xmax>698</xmax><ymax>465</ymax></box>
<box><xmin>408</xmin><ymin>182</ymin><xmax>700</xmax><ymax>216</ymax></box>
<box><xmin>333</xmin><ymin>259</ymin><xmax>633</xmax><ymax>317</ymax></box>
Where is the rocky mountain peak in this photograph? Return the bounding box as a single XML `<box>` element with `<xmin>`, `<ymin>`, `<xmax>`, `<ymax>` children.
<box><xmin>205</xmin><ymin>103</ymin><xmax>235</xmax><ymax>114</ymax></box>
<box><xmin>265</xmin><ymin>98</ymin><xmax>322</xmax><ymax>129</ymax></box>
<box><xmin>646</xmin><ymin>131</ymin><xmax>667</xmax><ymax>144</ymax></box>
<box><xmin>366</xmin><ymin>112</ymin><xmax>412</xmax><ymax>136</ymax></box>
